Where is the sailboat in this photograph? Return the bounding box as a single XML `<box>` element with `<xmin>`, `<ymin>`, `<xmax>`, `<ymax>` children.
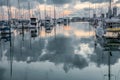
<box><xmin>63</xmin><ymin>17</ymin><xmax>70</xmax><ymax>26</ymax></box>
<box><xmin>30</xmin><ymin>17</ymin><xmax>38</xmax><ymax>38</ymax></box>
<box><xmin>103</xmin><ymin>18</ymin><xmax>120</xmax><ymax>34</ymax></box>
<box><xmin>44</xmin><ymin>0</ymin><xmax>54</xmax><ymax>33</ymax></box>
<box><xmin>89</xmin><ymin>3</ymin><xmax>99</xmax><ymax>27</ymax></box>
<box><xmin>30</xmin><ymin>17</ymin><xmax>38</xmax><ymax>29</ymax></box>
<box><xmin>95</xmin><ymin>21</ymin><xmax>120</xmax><ymax>79</ymax></box>
<box><xmin>96</xmin><ymin>0</ymin><xmax>120</xmax><ymax>38</ymax></box>
<box><xmin>44</xmin><ymin>16</ymin><xmax>54</xmax><ymax>33</ymax></box>
<box><xmin>27</xmin><ymin>1</ymin><xmax>38</xmax><ymax>30</ymax></box>
<box><xmin>0</xmin><ymin>0</ymin><xmax>13</xmax><ymax>42</ymax></box>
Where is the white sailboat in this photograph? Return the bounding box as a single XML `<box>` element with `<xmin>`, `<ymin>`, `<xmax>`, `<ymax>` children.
<box><xmin>44</xmin><ymin>16</ymin><xmax>53</xmax><ymax>33</ymax></box>
<box><xmin>96</xmin><ymin>0</ymin><xmax>120</xmax><ymax>38</ymax></box>
<box><xmin>0</xmin><ymin>0</ymin><xmax>13</xmax><ymax>42</ymax></box>
<box><xmin>28</xmin><ymin>2</ymin><xmax>38</xmax><ymax>29</ymax></box>
<box><xmin>44</xmin><ymin>0</ymin><xmax>54</xmax><ymax>33</ymax></box>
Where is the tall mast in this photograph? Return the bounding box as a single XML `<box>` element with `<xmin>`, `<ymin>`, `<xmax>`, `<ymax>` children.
<box><xmin>53</xmin><ymin>0</ymin><xmax>56</xmax><ymax>20</ymax></box>
<box><xmin>28</xmin><ymin>2</ymin><xmax>31</xmax><ymax>18</ymax></box>
<box><xmin>0</xmin><ymin>3</ymin><xmax>2</xmax><ymax>20</ymax></box>
<box><xmin>7</xmin><ymin>0</ymin><xmax>10</xmax><ymax>20</ymax></box>
<box><xmin>44</xmin><ymin>0</ymin><xmax>46</xmax><ymax>19</ymax></box>
<box><xmin>108</xmin><ymin>0</ymin><xmax>112</xmax><ymax>18</ymax></box>
<box><xmin>10</xmin><ymin>38</ymin><xmax>13</xmax><ymax>80</ymax></box>
<box><xmin>15</xmin><ymin>8</ymin><xmax>16</xmax><ymax>19</ymax></box>
<box><xmin>37</xmin><ymin>1</ymin><xmax>41</xmax><ymax>20</ymax></box>
<box><xmin>49</xmin><ymin>7</ymin><xmax>51</xmax><ymax>17</ymax></box>
<box><xmin>39</xmin><ymin>5</ymin><xmax>41</xmax><ymax>20</ymax></box>
<box><xmin>2</xmin><ymin>4</ymin><xmax>4</xmax><ymax>20</ymax></box>
<box><xmin>109</xmin><ymin>0</ymin><xmax>112</xmax><ymax>11</ymax></box>
<box><xmin>18</xmin><ymin>0</ymin><xmax>20</xmax><ymax>19</ymax></box>
<box><xmin>53</xmin><ymin>0</ymin><xmax>56</xmax><ymax>37</ymax></box>
<box><xmin>7</xmin><ymin>0</ymin><xmax>13</xmax><ymax>79</ymax></box>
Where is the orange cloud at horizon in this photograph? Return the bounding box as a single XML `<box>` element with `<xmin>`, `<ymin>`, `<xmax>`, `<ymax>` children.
<box><xmin>60</xmin><ymin>10</ymin><xmax>72</xmax><ymax>17</ymax></box>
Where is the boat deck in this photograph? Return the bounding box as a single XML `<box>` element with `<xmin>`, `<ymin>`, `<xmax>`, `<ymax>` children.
<box><xmin>106</xmin><ymin>28</ymin><xmax>120</xmax><ymax>32</ymax></box>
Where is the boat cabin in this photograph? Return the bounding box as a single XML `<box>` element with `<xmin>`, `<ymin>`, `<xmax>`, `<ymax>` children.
<box><xmin>30</xmin><ymin>18</ymin><xmax>37</xmax><ymax>26</ymax></box>
<box><xmin>104</xmin><ymin>18</ymin><xmax>120</xmax><ymax>32</ymax></box>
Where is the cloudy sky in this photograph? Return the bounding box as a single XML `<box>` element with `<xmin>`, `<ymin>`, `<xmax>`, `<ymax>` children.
<box><xmin>0</xmin><ymin>0</ymin><xmax>120</xmax><ymax>19</ymax></box>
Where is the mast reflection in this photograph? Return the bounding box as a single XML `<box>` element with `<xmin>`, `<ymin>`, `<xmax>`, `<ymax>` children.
<box><xmin>95</xmin><ymin>35</ymin><xmax>120</xmax><ymax>80</ymax></box>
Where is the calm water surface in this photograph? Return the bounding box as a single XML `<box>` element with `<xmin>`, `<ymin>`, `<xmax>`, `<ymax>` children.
<box><xmin>0</xmin><ymin>22</ymin><xmax>120</xmax><ymax>80</ymax></box>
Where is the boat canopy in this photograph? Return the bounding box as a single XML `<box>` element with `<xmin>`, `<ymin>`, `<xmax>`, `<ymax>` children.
<box><xmin>30</xmin><ymin>18</ymin><xmax>37</xmax><ymax>20</ymax></box>
<box><xmin>105</xmin><ymin>18</ymin><xmax>120</xmax><ymax>23</ymax></box>
<box><xmin>45</xmin><ymin>16</ymin><xmax>51</xmax><ymax>21</ymax></box>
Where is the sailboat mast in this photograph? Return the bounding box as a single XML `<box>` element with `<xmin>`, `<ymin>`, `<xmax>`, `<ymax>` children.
<box><xmin>28</xmin><ymin>2</ymin><xmax>31</xmax><ymax>18</ymax></box>
<box><xmin>44</xmin><ymin>0</ymin><xmax>47</xmax><ymax>19</ymax></box>
<box><xmin>53</xmin><ymin>0</ymin><xmax>56</xmax><ymax>37</ymax></box>
<box><xmin>0</xmin><ymin>3</ymin><xmax>2</xmax><ymax>20</ymax></box>
<box><xmin>39</xmin><ymin>5</ymin><xmax>41</xmax><ymax>20</ymax></box>
<box><xmin>6</xmin><ymin>0</ymin><xmax>13</xmax><ymax>79</ymax></box>
<box><xmin>2</xmin><ymin>4</ymin><xmax>4</xmax><ymax>20</ymax></box>
<box><xmin>15</xmin><ymin>8</ymin><xmax>17</xmax><ymax>19</ymax></box>
<box><xmin>39</xmin><ymin>6</ymin><xmax>41</xmax><ymax>20</ymax></box>
<box><xmin>53</xmin><ymin>1</ymin><xmax>56</xmax><ymax>20</ymax></box>
<box><xmin>18</xmin><ymin>0</ymin><xmax>20</xmax><ymax>19</ymax></box>
<box><xmin>109</xmin><ymin>0</ymin><xmax>112</xmax><ymax>11</ymax></box>
<box><xmin>10</xmin><ymin>39</ymin><xmax>13</xmax><ymax>80</ymax></box>
<box><xmin>109</xmin><ymin>0</ymin><xmax>112</xmax><ymax>18</ymax></box>
<box><xmin>108</xmin><ymin>52</ymin><xmax>111</xmax><ymax>80</ymax></box>
<box><xmin>7</xmin><ymin>0</ymin><xmax>10</xmax><ymax>20</ymax></box>
<box><xmin>37</xmin><ymin>1</ymin><xmax>41</xmax><ymax>20</ymax></box>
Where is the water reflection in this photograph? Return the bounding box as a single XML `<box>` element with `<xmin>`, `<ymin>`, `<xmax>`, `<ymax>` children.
<box><xmin>0</xmin><ymin>67</ymin><xmax>5</xmax><ymax>80</ymax></box>
<box><xmin>0</xmin><ymin>22</ymin><xmax>120</xmax><ymax>80</ymax></box>
<box><xmin>92</xmin><ymin>36</ymin><xmax>120</xmax><ymax>66</ymax></box>
<box><xmin>6</xmin><ymin>38</ymin><xmax>45</xmax><ymax>62</ymax></box>
<box><xmin>40</xmin><ymin>35</ymin><xmax>88</xmax><ymax>72</ymax></box>
<box><xmin>92</xmin><ymin>32</ymin><xmax>120</xmax><ymax>80</ymax></box>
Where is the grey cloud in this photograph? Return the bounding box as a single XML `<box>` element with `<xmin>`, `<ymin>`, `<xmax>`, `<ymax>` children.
<box><xmin>0</xmin><ymin>0</ymin><xmax>41</xmax><ymax>9</ymax></box>
<box><xmin>0</xmin><ymin>0</ymin><xmax>8</xmax><ymax>6</ymax></box>
<box><xmin>80</xmin><ymin>0</ymin><xmax>113</xmax><ymax>3</ymax></box>
<box><xmin>52</xmin><ymin>0</ymin><xmax>72</xmax><ymax>4</ymax></box>
<box><xmin>46</xmin><ymin>0</ymin><xmax>73</xmax><ymax>5</ymax></box>
<box><xmin>0</xmin><ymin>0</ymin><xmax>73</xmax><ymax>8</ymax></box>
<box><xmin>116</xmin><ymin>0</ymin><xmax>120</xmax><ymax>3</ymax></box>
